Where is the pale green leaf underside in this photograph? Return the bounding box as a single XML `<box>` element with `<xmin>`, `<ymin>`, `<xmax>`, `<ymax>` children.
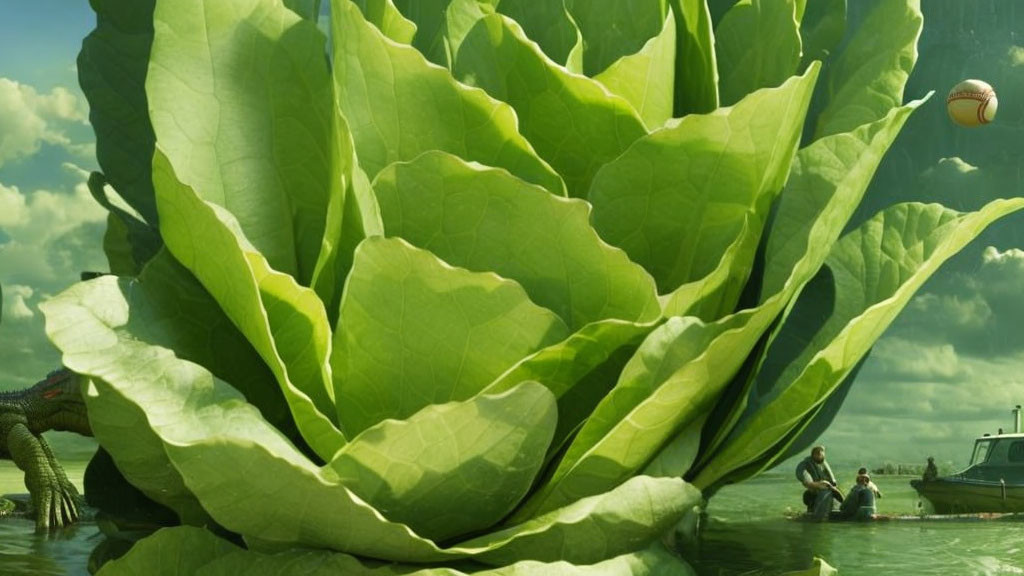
<box><xmin>334</xmin><ymin>236</ymin><xmax>570</xmax><ymax>436</ymax></box>
<box><xmin>44</xmin><ymin>277</ymin><xmax>211</xmax><ymax>525</ymax></box>
<box><xmin>697</xmin><ymin>199</ymin><xmax>1024</xmax><ymax>487</ymax></box>
<box><xmin>153</xmin><ymin>150</ymin><xmax>344</xmax><ymax>460</ymax></box>
<box><xmin>116</xmin><ymin>527</ymin><xmax>694</xmax><ymax>576</ymax></box>
<box><xmin>147</xmin><ymin>0</ymin><xmax>334</xmax><ymax>282</ymax></box>
<box><xmin>451</xmin><ymin>12</ymin><xmax>647</xmax><ymax>198</ymax></box>
<box><xmin>96</xmin><ymin>526</ymin><xmax>240</xmax><ymax>576</ymax></box>
<box><xmin>330</xmin><ymin>382</ymin><xmax>557</xmax><ymax>542</ymax></box>
<box><xmin>332</xmin><ymin>0</ymin><xmax>565</xmax><ymax>196</ymax></box>
<box><xmin>589</xmin><ymin>65</ymin><xmax>819</xmax><ymax>300</ymax></box>
<box><xmin>374</xmin><ymin>151</ymin><xmax>660</xmax><ymax>332</ymax></box>
<box><xmin>462</xmin><ymin>476</ymin><xmax>701</xmax><ymax>566</ymax></box>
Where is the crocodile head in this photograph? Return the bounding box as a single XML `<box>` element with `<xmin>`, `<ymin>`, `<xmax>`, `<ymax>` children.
<box><xmin>30</xmin><ymin>369</ymin><xmax>92</xmax><ymax>436</ymax></box>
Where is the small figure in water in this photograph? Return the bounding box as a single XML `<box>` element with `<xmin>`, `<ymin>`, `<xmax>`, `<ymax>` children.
<box><xmin>795</xmin><ymin>445</ymin><xmax>842</xmax><ymax>520</ymax></box>
<box><xmin>858</xmin><ymin>466</ymin><xmax>883</xmax><ymax>499</ymax></box>
<box><xmin>922</xmin><ymin>456</ymin><xmax>939</xmax><ymax>482</ymax></box>
<box><xmin>840</xmin><ymin>473</ymin><xmax>877</xmax><ymax>520</ymax></box>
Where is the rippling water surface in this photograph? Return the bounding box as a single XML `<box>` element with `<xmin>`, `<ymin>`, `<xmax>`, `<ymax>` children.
<box><xmin>0</xmin><ymin>463</ymin><xmax>97</xmax><ymax>576</ymax></box>
<box><xmin>687</xmin><ymin>474</ymin><xmax>1024</xmax><ymax>576</ymax></box>
<box><xmin>1</xmin><ymin>468</ymin><xmax>1022</xmax><ymax>575</ymax></box>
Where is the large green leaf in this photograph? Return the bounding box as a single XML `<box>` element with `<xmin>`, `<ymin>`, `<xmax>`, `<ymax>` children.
<box><xmin>96</xmin><ymin>527</ymin><xmax>240</xmax><ymax>576</ymax></box>
<box><xmin>310</xmin><ymin>108</ymin><xmax>384</xmax><ymax>326</ymax></box>
<box><xmin>373</xmin><ymin>151</ymin><xmax>660</xmax><ymax>331</ymax></box>
<box><xmin>331</xmin><ymin>0</ymin><xmax>564</xmax><ymax>196</ymax></box>
<box><xmin>482</xmin><ymin>321</ymin><xmax>655</xmax><ymax>400</ymax></box>
<box><xmin>391</xmin><ymin>0</ymin><xmax>451</xmax><ymax>64</ymax></box>
<box><xmin>330</xmin><ymin>382</ymin><xmax>556</xmax><ymax>542</ymax></box>
<box><xmin>44</xmin><ymin>286</ymin><xmax>704</xmax><ymax>565</ymax></box>
<box><xmin>353</xmin><ymin>0</ymin><xmax>418</xmax><ymax>45</ymax></box>
<box><xmin>87</xmin><ymin>172</ymin><xmax>161</xmax><ymax>276</ymax></box>
<box><xmin>594</xmin><ymin>11</ymin><xmax>676</xmax><ymax>129</ymax></box>
<box><xmin>694</xmin><ymin>199</ymin><xmax>1024</xmax><ymax>488</ymax></box>
<box><xmin>77</xmin><ymin>0</ymin><xmax>159</xmax><ymax>227</ymax></box>
<box><xmin>496</xmin><ymin>0</ymin><xmax>583</xmax><ymax>73</ymax></box>
<box><xmin>114</xmin><ymin>529</ymin><xmax>692</xmax><ymax>576</ymax></box>
<box><xmin>715</xmin><ymin>0</ymin><xmax>802</xmax><ymax>106</ymax></box>
<box><xmin>693</xmin><ymin>99</ymin><xmax>927</xmax><ymax>469</ymax></box>
<box><xmin>43</xmin><ymin>250</ymin><xmax>303</xmax><ymax>521</ymax></box>
<box><xmin>153</xmin><ymin>151</ymin><xmax>344</xmax><ymax>460</ymax></box>
<box><xmin>813</xmin><ymin>0</ymin><xmax>922</xmax><ymax>138</ymax></box>
<box><xmin>588</xmin><ymin>66</ymin><xmax>818</xmax><ymax>309</ymax></box>
<box><xmin>669</xmin><ymin>0</ymin><xmax>718</xmax><ymax>115</ymax></box>
<box><xmin>567</xmin><ymin>0</ymin><xmax>667</xmax><ymax>77</ymax></box>
<box><xmin>46</xmin><ymin>340</ymin><xmax>447</xmax><ymax>560</ymax></box>
<box><xmin>334</xmin><ymin>237</ymin><xmax>569</xmax><ymax>435</ymax></box>
<box><xmin>147</xmin><ymin>0</ymin><xmax>336</xmax><ymax>283</ymax></box>
<box><xmin>450</xmin><ymin>11</ymin><xmax>648</xmax><ymax>198</ymax></box>
<box><xmin>521</xmin><ymin>99</ymin><xmax>924</xmax><ymax>516</ymax></box>
<box><xmin>462</xmin><ymin>476</ymin><xmax>700</xmax><ymax>566</ymax></box>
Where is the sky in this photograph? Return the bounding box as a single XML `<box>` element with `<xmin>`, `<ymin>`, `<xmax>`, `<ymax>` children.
<box><xmin>2</xmin><ymin>1</ymin><xmax>1024</xmax><ymax>472</ymax></box>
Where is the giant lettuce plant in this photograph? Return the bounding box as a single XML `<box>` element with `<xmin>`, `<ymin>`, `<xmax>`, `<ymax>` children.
<box><xmin>42</xmin><ymin>0</ymin><xmax>1023</xmax><ymax>572</ymax></box>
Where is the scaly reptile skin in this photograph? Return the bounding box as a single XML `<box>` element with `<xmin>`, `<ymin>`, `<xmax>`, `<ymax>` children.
<box><xmin>0</xmin><ymin>369</ymin><xmax>91</xmax><ymax>529</ymax></box>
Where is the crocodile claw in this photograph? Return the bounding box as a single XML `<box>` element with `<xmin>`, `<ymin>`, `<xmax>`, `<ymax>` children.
<box><xmin>33</xmin><ymin>478</ymin><xmax>81</xmax><ymax>530</ymax></box>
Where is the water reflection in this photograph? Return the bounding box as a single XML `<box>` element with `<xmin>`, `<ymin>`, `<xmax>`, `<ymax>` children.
<box><xmin>0</xmin><ymin>517</ymin><xmax>99</xmax><ymax>576</ymax></box>
<box><xmin>686</xmin><ymin>475</ymin><xmax>1024</xmax><ymax>576</ymax></box>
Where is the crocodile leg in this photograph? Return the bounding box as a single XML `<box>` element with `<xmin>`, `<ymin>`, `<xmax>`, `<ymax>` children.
<box><xmin>38</xmin><ymin>433</ymin><xmax>82</xmax><ymax>523</ymax></box>
<box><xmin>7</xmin><ymin>423</ymin><xmax>79</xmax><ymax>529</ymax></box>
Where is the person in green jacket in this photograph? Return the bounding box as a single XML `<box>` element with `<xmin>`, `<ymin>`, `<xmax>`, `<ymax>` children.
<box><xmin>840</xmin><ymin>473</ymin><xmax>877</xmax><ymax>521</ymax></box>
<box><xmin>796</xmin><ymin>445</ymin><xmax>842</xmax><ymax>520</ymax></box>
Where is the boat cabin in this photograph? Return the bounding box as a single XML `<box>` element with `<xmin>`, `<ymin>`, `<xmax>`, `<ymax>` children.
<box><xmin>959</xmin><ymin>430</ymin><xmax>1024</xmax><ymax>482</ymax></box>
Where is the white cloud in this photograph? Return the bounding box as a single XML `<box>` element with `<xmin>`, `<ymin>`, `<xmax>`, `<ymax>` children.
<box><xmin>867</xmin><ymin>337</ymin><xmax>968</xmax><ymax>381</ymax></box>
<box><xmin>2</xmin><ymin>284</ymin><xmax>35</xmax><ymax>321</ymax></box>
<box><xmin>0</xmin><ymin>78</ymin><xmax>89</xmax><ymax>168</ymax></box>
<box><xmin>907</xmin><ymin>292</ymin><xmax>991</xmax><ymax>332</ymax></box>
<box><xmin>0</xmin><ymin>176</ymin><xmax>106</xmax><ymax>287</ymax></box>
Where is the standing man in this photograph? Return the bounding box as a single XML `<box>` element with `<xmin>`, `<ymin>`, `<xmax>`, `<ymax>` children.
<box><xmin>796</xmin><ymin>445</ymin><xmax>842</xmax><ymax>520</ymax></box>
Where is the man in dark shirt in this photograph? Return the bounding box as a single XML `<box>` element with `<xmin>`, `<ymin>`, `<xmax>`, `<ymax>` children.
<box><xmin>922</xmin><ymin>456</ymin><xmax>939</xmax><ymax>481</ymax></box>
<box><xmin>795</xmin><ymin>445</ymin><xmax>842</xmax><ymax>520</ymax></box>
<box><xmin>840</xmin><ymin>473</ymin><xmax>877</xmax><ymax>520</ymax></box>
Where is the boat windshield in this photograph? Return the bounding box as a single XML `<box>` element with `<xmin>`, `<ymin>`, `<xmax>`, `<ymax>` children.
<box><xmin>971</xmin><ymin>439</ymin><xmax>993</xmax><ymax>466</ymax></box>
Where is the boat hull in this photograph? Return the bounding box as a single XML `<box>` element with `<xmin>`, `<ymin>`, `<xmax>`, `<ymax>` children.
<box><xmin>911</xmin><ymin>478</ymin><xmax>1024</xmax><ymax>514</ymax></box>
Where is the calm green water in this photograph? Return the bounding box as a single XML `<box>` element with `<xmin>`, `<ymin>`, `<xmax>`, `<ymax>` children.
<box><xmin>0</xmin><ymin>461</ymin><xmax>98</xmax><ymax>576</ymax></box>
<box><xmin>1</xmin><ymin>468</ymin><xmax>1023</xmax><ymax>575</ymax></box>
<box><xmin>687</xmin><ymin>474</ymin><xmax>1024</xmax><ymax>576</ymax></box>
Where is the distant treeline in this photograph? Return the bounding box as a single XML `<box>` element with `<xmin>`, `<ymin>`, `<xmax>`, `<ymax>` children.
<box><xmin>871</xmin><ymin>462</ymin><xmax>952</xmax><ymax>476</ymax></box>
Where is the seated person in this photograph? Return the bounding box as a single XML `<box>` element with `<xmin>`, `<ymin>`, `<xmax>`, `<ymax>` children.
<box><xmin>923</xmin><ymin>456</ymin><xmax>939</xmax><ymax>482</ymax></box>
<box><xmin>839</xmin><ymin>473</ymin><xmax>877</xmax><ymax>520</ymax></box>
<box><xmin>796</xmin><ymin>445</ymin><xmax>842</xmax><ymax>520</ymax></box>
<box><xmin>858</xmin><ymin>466</ymin><xmax>882</xmax><ymax>499</ymax></box>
